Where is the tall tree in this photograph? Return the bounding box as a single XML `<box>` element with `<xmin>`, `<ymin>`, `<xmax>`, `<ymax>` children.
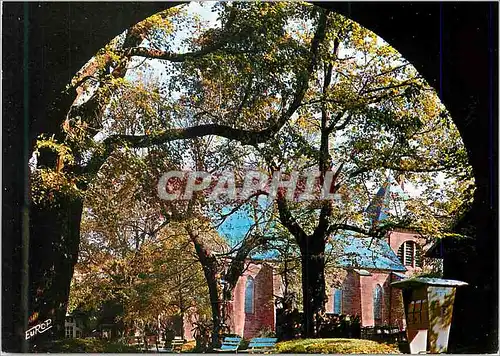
<box><xmin>257</xmin><ymin>14</ymin><xmax>472</xmax><ymax>335</ymax></box>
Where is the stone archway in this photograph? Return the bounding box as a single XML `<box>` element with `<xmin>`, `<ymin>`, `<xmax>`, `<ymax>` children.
<box><xmin>3</xmin><ymin>2</ymin><xmax>497</xmax><ymax>352</ymax></box>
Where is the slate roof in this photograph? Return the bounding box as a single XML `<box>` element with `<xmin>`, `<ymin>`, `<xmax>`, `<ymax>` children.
<box><xmin>218</xmin><ymin>222</ymin><xmax>407</xmax><ymax>270</ymax></box>
<box><xmin>216</xmin><ymin>176</ymin><xmax>409</xmax><ymax>267</ymax></box>
<box><xmin>330</xmin><ymin>234</ymin><xmax>407</xmax><ymax>272</ymax></box>
<box><xmin>216</xmin><ymin>203</ymin><xmax>279</xmax><ymax>260</ymax></box>
<box><xmin>392</xmin><ymin>271</ymin><xmax>408</xmax><ymax>279</ymax></box>
<box><xmin>366</xmin><ymin>181</ymin><xmax>392</xmax><ymax>224</ymax></box>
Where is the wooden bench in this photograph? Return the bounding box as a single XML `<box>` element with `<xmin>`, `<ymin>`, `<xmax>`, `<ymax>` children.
<box><xmin>164</xmin><ymin>336</ymin><xmax>185</xmax><ymax>353</ymax></box>
<box><xmin>214</xmin><ymin>336</ymin><xmax>242</xmax><ymax>352</ymax></box>
<box><xmin>242</xmin><ymin>338</ymin><xmax>278</xmax><ymax>353</ymax></box>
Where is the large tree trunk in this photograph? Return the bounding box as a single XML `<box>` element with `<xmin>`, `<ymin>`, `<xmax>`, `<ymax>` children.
<box><xmin>187</xmin><ymin>222</ymin><xmax>265</xmax><ymax>348</ymax></box>
<box><xmin>24</xmin><ymin>24</ymin><xmax>145</xmax><ymax>350</ymax></box>
<box><xmin>299</xmin><ymin>243</ymin><xmax>326</xmax><ymax>338</ymax></box>
<box><xmin>28</xmin><ymin>196</ymin><xmax>83</xmax><ymax>347</ymax></box>
<box><xmin>205</xmin><ymin>264</ymin><xmax>223</xmax><ymax>350</ymax></box>
<box><xmin>188</xmin><ymin>229</ymin><xmax>223</xmax><ymax>351</ymax></box>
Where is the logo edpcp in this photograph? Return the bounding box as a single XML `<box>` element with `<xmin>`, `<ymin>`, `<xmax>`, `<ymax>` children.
<box><xmin>25</xmin><ymin>319</ymin><xmax>52</xmax><ymax>340</ymax></box>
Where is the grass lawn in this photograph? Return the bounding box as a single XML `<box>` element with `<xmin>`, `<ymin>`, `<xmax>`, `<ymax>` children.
<box><xmin>34</xmin><ymin>337</ymin><xmax>400</xmax><ymax>353</ymax></box>
<box><xmin>33</xmin><ymin>338</ymin><xmax>139</xmax><ymax>353</ymax></box>
<box><xmin>275</xmin><ymin>338</ymin><xmax>401</xmax><ymax>354</ymax></box>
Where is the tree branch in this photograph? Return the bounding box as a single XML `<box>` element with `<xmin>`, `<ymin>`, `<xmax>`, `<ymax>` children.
<box><xmin>276</xmin><ymin>195</ymin><xmax>308</xmax><ymax>247</ymax></box>
<box><xmin>121</xmin><ymin>6</ymin><xmax>239</xmax><ymax>63</ymax></box>
<box><xmin>123</xmin><ymin>44</ymin><xmax>226</xmax><ymax>62</ymax></box>
<box><xmin>325</xmin><ymin>111</ymin><xmax>348</xmax><ymax>134</ymax></box>
<box><xmin>224</xmin><ymin>232</ymin><xmax>266</xmax><ymax>290</ymax></box>
<box><xmin>85</xmin><ymin>10</ymin><xmax>329</xmax><ymax>176</ymax></box>
<box><xmin>348</xmin><ymin>161</ymin><xmax>455</xmax><ymax>179</ymax></box>
<box><xmin>215</xmin><ymin>190</ymin><xmax>268</xmax><ymax>229</ymax></box>
<box><xmin>360</xmin><ymin>80</ymin><xmax>418</xmax><ymax>95</ymax></box>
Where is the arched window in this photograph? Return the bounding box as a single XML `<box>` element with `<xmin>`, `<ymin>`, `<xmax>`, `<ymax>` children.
<box><xmin>373</xmin><ymin>284</ymin><xmax>383</xmax><ymax>325</ymax></box>
<box><xmin>397</xmin><ymin>241</ymin><xmax>422</xmax><ymax>267</ymax></box>
<box><xmin>332</xmin><ymin>288</ymin><xmax>343</xmax><ymax>314</ymax></box>
<box><xmin>244</xmin><ymin>276</ymin><xmax>255</xmax><ymax>314</ymax></box>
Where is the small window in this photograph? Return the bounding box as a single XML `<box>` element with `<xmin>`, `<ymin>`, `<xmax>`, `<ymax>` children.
<box><xmin>397</xmin><ymin>241</ymin><xmax>422</xmax><ymax>267</ymax></box>
<box><xmin>332</xmin><ymin>288</ymin><xmax>343</xmax><ymax>314</ymax></box>
<box><xmin>407</xmin><ymin>299</ymin><xmax>427</xmax><ymax>325</ymax></box>
<box><xmin>65</xmin><ymin>326</ymin><xmax>73</xmax><ymax>338</ymax></box>
<box><xmin>415</xmin><ymin>247</ymin><xmax>422</xmax><ymax>267</ymax></box>
<box><xmin>397</xmin><ymin>245</ymin><xmax>404</xmax><ymax>264</ymax></box>
<box><xmin>373</xmin><ymin>284</ymin><xmax>383</xmax><ymax>325</ymax></box>
<box><xmin>244</xmin><ymin>276</ymin><xmax>255</xmax><ymax>314</ymax></box>
<box><xmin>405</xmin><ymin>242</ymin><xmax>414</xmax><ymax>265</ymax></box>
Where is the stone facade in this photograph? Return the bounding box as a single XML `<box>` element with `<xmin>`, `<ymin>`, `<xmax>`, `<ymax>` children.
<box><xmin>233</xmin><ymin>263</ymin><xmax>275</xmax><ymax>338</ymax></box>
<box><xmin>323</xmin><ymin>230</ymin><xmax>433</xmax><ymax>328</ymax></box>
<box><xmin>183</xmin><ymin>262</ymin><xmax>276</xmax><ymax>340</ymax></box>
<box><xmin>183</xmin><ymin>230</ymin><xmax>438</xmax><ymax>339</ymax></box>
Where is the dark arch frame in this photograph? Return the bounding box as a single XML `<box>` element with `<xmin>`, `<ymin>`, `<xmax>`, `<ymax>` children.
<box><xmin>2</xmin><ymin>2</ymin><xmax>497</xmax><ymax>352</ymax></box>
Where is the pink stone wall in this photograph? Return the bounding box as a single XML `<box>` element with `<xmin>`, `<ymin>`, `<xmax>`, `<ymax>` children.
<box><xmin>183</xmin><ymin>314</ymin><xmax>196</xmax><ymax>341</ymax></box>
<box><xmin>183</xmin><ymin>261</ymin><xmax>276</xmax><ymax>340</ymax></box>
<box><xmin>241</xmin><ymin>263</ymin><xmax>275</xmax><ymax>338</ymax></box>
<box><xmin>325</xmin><ymin>270</ymin><xmax>361</xmax><ymax>317</ymax></box>
<box><xmin>358</xmin><ymin>271</ymin><xmax>393</xmax><ymax>327</ymax></box>
<box><xmin>389</xmin><ymin>274</ymin><xmax>407</xmax><ymax>330</ymax></box>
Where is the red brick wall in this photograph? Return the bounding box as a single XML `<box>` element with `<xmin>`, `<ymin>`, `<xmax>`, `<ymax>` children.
<box><xmin>229</xmin><ymin>262</ymin><xmax>276</xmax><ymax>339</ymax></box>
<box><xmin>324</xmin><ymin>269</ymin><xmax>404</xmax><ymax>328</ymax></box>
<box><xmin>323</xmin><ymin>269</ymin><xmax>406</xmax><ymax>328</ymax></box>
<box><xmin>322</xmin><ymin>230</ymin><xmax>431</xmax><ymax>329</ymax></box>
<box><xmin>359</xmin><ymin>271</ymin><xmax>393</xmax><ymax>327</ymax></box>
<box><xmin>325</xmin><ymin>270</ymin><xmax>361</xmax><ymax>317</ymax></box>
<box><xmin>273</xmin><ymin>272</ymin><xmax>285</xmax><ymax>300</ymax></box>
<box><xmin>231</xmin><ymin>269</ymin><xmax>246</xmax><ymax>336</ymax></box>
<box><xmin>182</xmin><ymin>261</ymin><xmax>276</xmax><ymax>340</ymax></box>
<box><xmin>389</xmin><ymin>274</ymin><xmax>407</xmax><ymax>330</ymax></box>
<box><xmin>343</xmin><ymin>270</ymin><xmax>362</xmax><ymax>317</ymax></box>
<box><xmin>182</xmin><ymin>242</ymin><xmax>419</xmax><ymax>340</ymax></box>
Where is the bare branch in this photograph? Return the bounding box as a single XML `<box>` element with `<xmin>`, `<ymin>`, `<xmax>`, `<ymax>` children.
<box><xmin>121</xmin><ymin>6</ymin><xmax>239</xmax><ymax>63</ymax></box>
<box><xmin>123</xmin><ymin>44</ymin><xmax>226</xmax><ymax>63</ymax></box>
<box><xmin>360</xmin><ymin>79</ymin><xmax>418</xmax><ymax>95</ymax></box>
<box><xmin>215</xmin><ymin>190</ymin><xmax>268</xmax><ymax>228</ymax></box>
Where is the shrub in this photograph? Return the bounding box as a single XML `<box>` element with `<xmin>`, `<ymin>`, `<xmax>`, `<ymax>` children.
<box><xmin>192</xmin><ymin>320</ymin><xmax>212</xmax><ymax>352</ymax></box>
<box><xmin>275</xmin><ymin>308</ymin><xmax>302</xmax><ymax>340</ymax></box>
<box><xmin>318</xmin><ymin>314</ymin><xmax>361</xmax><ymax>338</ymax></box>
<box><xmin>276</xmin><ymin>338</ymin><xmax>401</xmax><ymax>354</ymax></box>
